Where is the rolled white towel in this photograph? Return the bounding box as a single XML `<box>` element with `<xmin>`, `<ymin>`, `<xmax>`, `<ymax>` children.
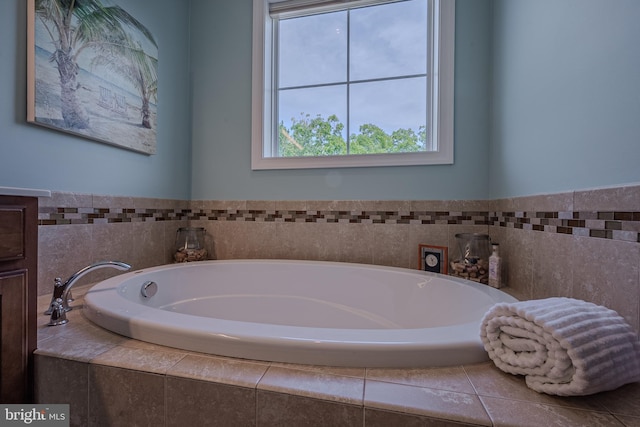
<box><xmin>480</xmin><ymin>297</ymin><xmax>640</xmax><ymax>396</ymax></box>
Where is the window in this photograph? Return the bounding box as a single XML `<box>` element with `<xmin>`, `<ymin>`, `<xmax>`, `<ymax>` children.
<box><xmin>252</xmin><ymin>0</ymin><xmax>454</xmax><ymax>170</ymax></box>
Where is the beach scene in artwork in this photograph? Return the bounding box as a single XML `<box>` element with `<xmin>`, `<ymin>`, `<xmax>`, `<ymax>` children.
<box><xmin>31</xmin><ymin>0</ymin><xmax>158</xmax><ymax>154</ymax></box>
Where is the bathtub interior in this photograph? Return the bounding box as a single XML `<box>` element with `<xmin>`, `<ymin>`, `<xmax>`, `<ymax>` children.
<box><xmin>111</xmin><ymin>260</ymin><xmax>510</xmax><ymax>329</ymax></box>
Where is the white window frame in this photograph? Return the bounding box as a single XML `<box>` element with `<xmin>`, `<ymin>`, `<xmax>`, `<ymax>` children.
<box><xmin>251</xmin><ymin>0</ymin><xmax>455</xmax><ymax>170</ymax></box>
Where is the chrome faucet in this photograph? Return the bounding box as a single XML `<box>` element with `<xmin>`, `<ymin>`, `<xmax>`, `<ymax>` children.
<box><xmin>46</xmin><ymin>261</ymin><xmax>131</xmax><ymax>326</ymax></box>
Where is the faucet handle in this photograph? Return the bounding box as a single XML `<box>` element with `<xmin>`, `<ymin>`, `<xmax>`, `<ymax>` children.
<box><xmin>53</xmin><ymin>277</ymin><xmax>74</xmax><ymax>302</ymax></box>
<box><xmin>44</xmin><ymin>277</ymin><xmax>65</xmax><ymax>315</ymax></box>
<box><xmin>47</xmin><ymin>298</ymin><xmax>68</xmax><ymax>326</ymax></box>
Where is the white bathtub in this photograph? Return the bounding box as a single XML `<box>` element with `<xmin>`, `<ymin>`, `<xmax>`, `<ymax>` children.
<box><xmin>83</xmin><ymin>259</ymin><xmax>517</xmax><ymax>368</ymax></box>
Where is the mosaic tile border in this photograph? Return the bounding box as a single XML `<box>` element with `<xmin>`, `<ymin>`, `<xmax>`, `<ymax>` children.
<box><xmin>493</xmin><ymin>211</ymin><xmax>640</xmax><ymax>242</ymax></box>
<box><xmin>38</xmin><ymin>207</ymin><xmax>183</xmax><ymax>225</ymax></box>
<box><xmin>37</xmin><ymin>208</ymin><xmax>489</xmax><ymax>225</ymax></box>
<box><xmin>38</xmin><ymin>207</ymin><xmax>640</xmax><ymax>243</ymax></box>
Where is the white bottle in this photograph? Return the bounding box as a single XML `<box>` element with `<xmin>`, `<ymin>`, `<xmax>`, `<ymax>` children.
<box><xmin>488</xmin><ymin>243</ymin><xmax>502</xmax><ymax>288</ymax></box>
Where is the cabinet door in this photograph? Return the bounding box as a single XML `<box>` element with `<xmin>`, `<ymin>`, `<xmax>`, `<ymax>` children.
<box><xmin>0</xmin><ymin>270</ymin><xmax>28</xmax><ymax>403</ymax></box>
<box><xmin>0</xmin><ymin>208</ymin><xmax>24</xmax><ymax>261</ymax></box>
<box><xmin>0</xmin><ymin>195</ymin><xmax>37</xmax><ymax>403</ymax></box>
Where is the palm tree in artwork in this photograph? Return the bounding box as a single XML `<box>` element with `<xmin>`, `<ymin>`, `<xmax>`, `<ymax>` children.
<box><xmin>90</xmin><ymin>31</ymin><xmax>158</xmax><ymax>129</ymax></box>
<box><xmin>34</xmin><ymin>0</ymin><xmax>157</xmax><ymax>130</ymax></box>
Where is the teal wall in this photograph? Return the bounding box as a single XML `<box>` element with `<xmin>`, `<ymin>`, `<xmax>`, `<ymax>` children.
<box><xmin>189</xmin><ymin>0</ymin><xmax>493</xmax><ymax>200</ymax></box>
<box><xmin>0</xmin><ymin>0</ymin><xmax>192</xmax><ymax>199</ymax></box>
<box><xmin>490</xmin><ymin>0</ymin><xmax>640</xmax><ymax>198</ymax></box>
<box><xmin>2</xmin><ymin>0</ymin><xmax>638</xmax><ymax>201</ymax></box>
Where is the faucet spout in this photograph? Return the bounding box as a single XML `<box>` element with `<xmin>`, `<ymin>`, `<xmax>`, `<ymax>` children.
<box><xmin>60</xmin><ymin>261</ymin><xmax>131</xmax><ymax>310</ymax></box>
<box><xmin>45</xmin><ymin>261</ymin><xmax>131</xmax><ymax>321</ymax></box>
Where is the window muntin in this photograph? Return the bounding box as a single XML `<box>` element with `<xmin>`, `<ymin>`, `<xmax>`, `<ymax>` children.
<box><xmin>252</xmin><ymin>0</ymin><xmax>454</xmax><ymax>170</ymax></box>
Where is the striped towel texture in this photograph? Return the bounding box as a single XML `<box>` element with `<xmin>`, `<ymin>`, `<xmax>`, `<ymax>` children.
<box><xmin>480</xmin><ymin>297</ymin><xmax>640</xmax><ymax>396</ymax></box>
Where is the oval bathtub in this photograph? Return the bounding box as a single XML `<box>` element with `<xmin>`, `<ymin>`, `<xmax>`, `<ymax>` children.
<box><xmin>83</xmin><ymin>259</ymin><xmax>517</xmax><ymax>368</ymax></box>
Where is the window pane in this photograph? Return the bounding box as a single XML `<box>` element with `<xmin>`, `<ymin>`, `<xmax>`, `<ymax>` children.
<box><xmin>349</xmin><ymin>77</ymin><xmax>427</xmax><ymax>154</ymax></box>
<box><xmin>278</xmin><ymin>85</ymin><xmax>347</xmax><ymax>157</ymax></box>
<box><xmin>350</xmin><ymin>0</ymin><xmax>427</xmax><ymax>81</ymax></box>
<box><xmin>278</xmin><ymin>12</ymin><xmax>347</xmax><ymax>88</ymax></box>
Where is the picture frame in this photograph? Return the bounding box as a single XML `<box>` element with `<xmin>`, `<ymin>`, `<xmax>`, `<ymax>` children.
<box><xmin>418</xmin><ymin>244</ymin><xmax>448</xmax><ymax>274</ymax></box>
<box><xmin>27</xmin><ymin>0</ymin><xmax>158</xmax><ymax>154</ymax></box>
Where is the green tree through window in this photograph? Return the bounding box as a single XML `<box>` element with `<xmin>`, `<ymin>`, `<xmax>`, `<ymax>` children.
<box><xmin>279</xmin><ymin>114</ymin><xmax>425</xmax><ymax>157</ymax></box>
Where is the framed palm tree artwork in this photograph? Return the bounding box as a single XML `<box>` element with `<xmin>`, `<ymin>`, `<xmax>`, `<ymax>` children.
<box><xmin>27</xmin><ymin>0</ymin><xmax>158</xmax><ymax>155</ymax></box>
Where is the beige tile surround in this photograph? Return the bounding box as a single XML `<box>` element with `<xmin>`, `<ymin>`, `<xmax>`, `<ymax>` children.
<box><xmin>37</xmin><ymin>185</ymin><xmax>640</xmax><ymax>332</ymax></box>
<box><xmin>488</xmin><ymin>185</ymin><xmax>640</xmax><ymax>332</ymax></box>
<box><xmin>33</xmin><ymin>184</ymin><xmax>640</xmax><ymax>426</ymax></box>
<box><xmin>35</xmin><ymin>288</ymin><xmax>640</xmax><ymax>427</ymax></box>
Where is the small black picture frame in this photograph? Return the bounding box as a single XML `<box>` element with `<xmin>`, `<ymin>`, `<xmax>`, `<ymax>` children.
<box><xmin>418</xmin><ymin>244</ymin><xmax>448</xmax><ymax>274</ymax></box>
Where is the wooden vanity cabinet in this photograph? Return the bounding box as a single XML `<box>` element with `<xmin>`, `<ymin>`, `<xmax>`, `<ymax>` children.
<box><xmin>0</xmin><ymin>195</ymin><xmax>37</xmax><ymax>403</ymax></box>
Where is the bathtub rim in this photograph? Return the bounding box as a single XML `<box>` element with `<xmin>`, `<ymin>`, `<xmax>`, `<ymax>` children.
<box><xmin>83</xmin><ymin>259</ymin><xmax>518</xmax><ymax>368</ymax></box>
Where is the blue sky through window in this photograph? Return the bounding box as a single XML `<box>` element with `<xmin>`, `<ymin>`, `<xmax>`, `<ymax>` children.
<box><xmin>277</xmin><ymin>0</ymin><xmax>428</xmax><ymax>143</ymax></box>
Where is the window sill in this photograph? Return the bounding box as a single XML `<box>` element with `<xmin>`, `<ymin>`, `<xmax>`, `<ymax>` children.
<box><xmin>251</xmin><ymin>150</ymin><xmax>453</xmax><ymax>170</ymax></box>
